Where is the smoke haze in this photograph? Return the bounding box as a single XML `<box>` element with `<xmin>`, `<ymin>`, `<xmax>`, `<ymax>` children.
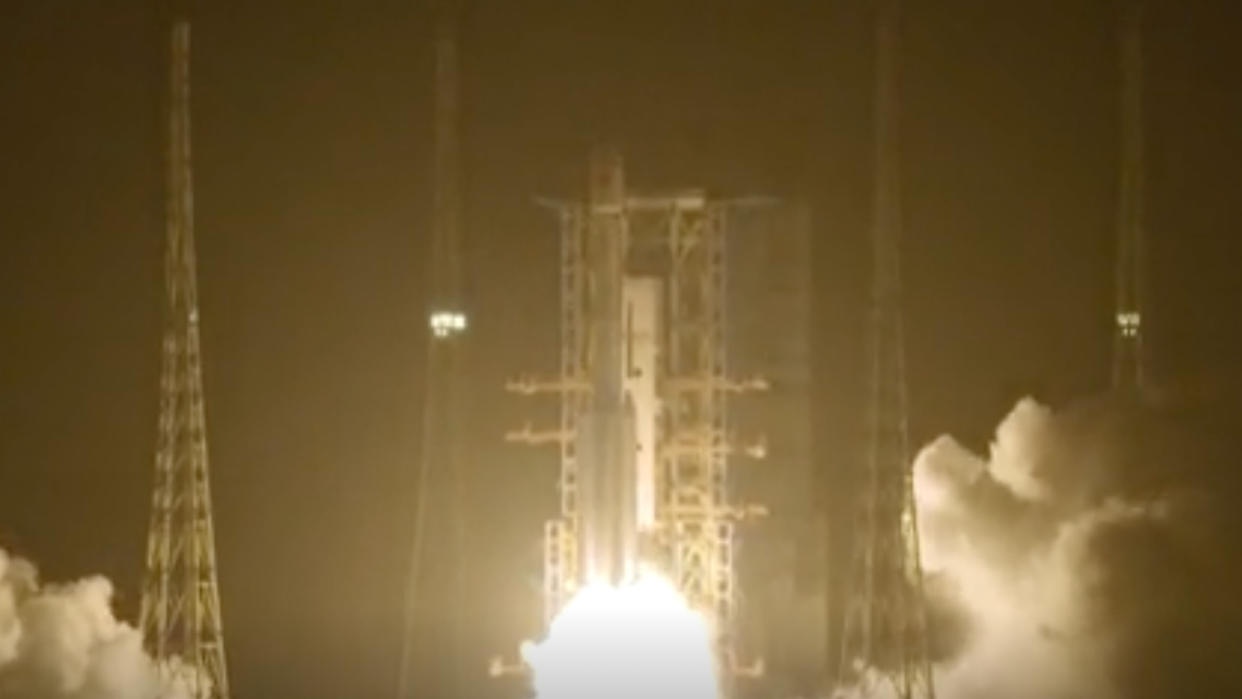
<box><xmin>0</xmin><ymin>548</ymin><xmax>194</xmax><ymax>699</ymax></box>
<box><xmin>914</xmin><ymin>393</ymin><xmax>1242</xmax><ymax>699</ymax></box>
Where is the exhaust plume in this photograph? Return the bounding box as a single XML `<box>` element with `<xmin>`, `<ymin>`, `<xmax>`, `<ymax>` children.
<box><xmin>913</xmin><ymin>394</ymin><xmax>1242</xmax><ymax>699</ymax></box>
<box><xmin>0</xmin><ymin>548</ymin><xmax>197</xmax><ymax>699</ymax></box>
<box><xmin>520</xmin><ymin>572</ymin><xmax>719</xmax><ymax>699</ymax></box>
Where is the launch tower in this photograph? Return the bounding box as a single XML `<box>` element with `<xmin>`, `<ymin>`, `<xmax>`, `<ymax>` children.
<box><xmin>507</xmin><ymin>148</ymin><xmax>769</xmax><ymax>692</ymax></box>
<box><xmin>139</xmin><ymin>18</ymin><xmax>231</xmax><ymax>699</ymax></box>
<box><xmin>835</xmin><ymin>0</ymin><xmax>935</xmax><ymax>697</ymax></box>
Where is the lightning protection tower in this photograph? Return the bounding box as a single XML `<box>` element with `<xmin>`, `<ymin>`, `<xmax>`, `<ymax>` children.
<box><xmin>835</xmin><ymin>0</ymin><xmax>935</xmax><ymax>697</ymax></box>
<box><xmin>396</xmin><ymin>1</ymin><xmax>470</xmax><ymax>698</ymax></box>
<box><xmin>1112</xmin><ymin>1</ymin><xmax>1147</xmax><ymax>391</ymax></box>
<box><xmin>139</xmin><ymin>17</ymin><xmax>231</xmax><ymax>699</ymax></box>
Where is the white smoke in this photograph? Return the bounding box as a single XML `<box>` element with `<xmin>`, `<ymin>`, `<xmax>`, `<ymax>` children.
<box><xmin>981</xmin><ymin>398</ymin><xmax>1055</xmax><ymax>502</ymax></box>
<box><xmin>911</xmin><ymin>396</ymin><xmax>1242</xmax><ymax>699</ymax></box>
<box><xmin>0</xmin><ymin>548</ymin><xmax>195</xmax><ymax>699</ymax></box>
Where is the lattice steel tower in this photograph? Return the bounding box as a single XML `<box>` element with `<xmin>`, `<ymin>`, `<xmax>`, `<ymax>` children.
<box><xmin>140</xmin><ymin>18</ymin><xmax>231</xmax><ymax>699</ymax></box>
<box><xmin>396</xmin><ymin>1</ymin><xmax>469</xmax><ymax>698</ymax></box>
<box><xmin>835</xmin><ymin>0</ymin><xmax>934</xmax><ymax>697</ymax></box>
<box><xmin>1113</xmin><ymin>1</ymin><xmax>1147</xmax><ymax>390</ymax></box>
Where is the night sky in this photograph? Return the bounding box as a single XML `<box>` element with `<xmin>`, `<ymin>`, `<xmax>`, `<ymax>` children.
<box><xmin>2</xmin><ymin>1</ymin><xmax>1240</xmax><ymax>698</ymax></box>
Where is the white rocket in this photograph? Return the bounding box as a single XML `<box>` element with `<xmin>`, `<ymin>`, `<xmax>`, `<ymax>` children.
<box><xmin>575</xmin><ymin>148</ymin><xmax>663</xmax><ymax>587</ymax></box>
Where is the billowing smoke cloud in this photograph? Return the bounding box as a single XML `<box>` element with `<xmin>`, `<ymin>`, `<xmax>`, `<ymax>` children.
<box><xmin>0</xmin><ymin>548</ymin><xmax>198</xmax><ymax>699</ymax></box>
<box><xmin>914</xmin><ymin>394</ymin><xmax>1242</xmax><ymax>699</ymax></box>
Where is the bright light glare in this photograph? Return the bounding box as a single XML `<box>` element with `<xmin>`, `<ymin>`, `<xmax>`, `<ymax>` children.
<box><xmin>520</xmin><ymin>573</ymin><xmax>720</xmax><ymax>699</ymax></box>
<box><xmin>1116</xmin><ymin>310</ymin><xmax>1141</xmax><ymax>337</ymax></box>
<box><xmin>429</xmin><ymin>310</ymin><xmax>467</xmax><ymax>338</ymax></box>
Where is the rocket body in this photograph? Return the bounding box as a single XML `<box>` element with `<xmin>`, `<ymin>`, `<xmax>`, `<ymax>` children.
<box><xmin>575</xmin><ymin>148</ymin><xmax>661</xmax><ymax>587</ymax></box>
<box><xmin>576</xmin><ymin>402</ymin><xmax>639</xmax><ymax>586</ymax></box>
<box><xmin>577</xmin><ymin>278</ymin><xmax>663</xmax><ymax>586</ymax></box>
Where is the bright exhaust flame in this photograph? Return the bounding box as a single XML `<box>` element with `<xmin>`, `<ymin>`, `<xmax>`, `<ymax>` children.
<box><xmin>520</xmin><ymin>572</ymin><xmax>719</xmax><ymax>699</ymax></box>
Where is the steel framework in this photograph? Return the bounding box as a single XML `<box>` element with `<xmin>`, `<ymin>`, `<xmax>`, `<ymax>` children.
<box><xmin>140</xmin><ymin>19</ymin><xmax>231</xmax><ymax>699</ymax></box>
<box><xmin>1113</xmin><ymin>1</ymin><xmax>1147</xmax><ymax>391</ymax></box>
<box><xmin>726</xmin><ymin>202</ymin><xmax>820</xmax><ymax>699</ymax></box>
<box><xmin>835</xmin><ymin>1</ymin><xmax>935</xmax><ymax>698</ymax></box>
<box><xmin>397</xmin><ymin>2</ymin><xmax>469</xmax><ymax>698</ymax></box>
<box><xmin>509</xmin><ymin>154</ymin><xmax>766</xmax><ymax>692</ymax></box>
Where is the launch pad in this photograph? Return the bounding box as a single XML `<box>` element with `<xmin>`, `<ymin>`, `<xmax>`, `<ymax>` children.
<box><xmin>507</xmin><ymin>148</ymin><xmax>797</xmax><ymax>694</ymax></box>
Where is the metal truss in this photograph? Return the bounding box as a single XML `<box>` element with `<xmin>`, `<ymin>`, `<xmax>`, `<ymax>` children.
<box><xmin>140</xmin><ymin>19</ymin><xmax>231</xmax><ymax>699</ymax></box>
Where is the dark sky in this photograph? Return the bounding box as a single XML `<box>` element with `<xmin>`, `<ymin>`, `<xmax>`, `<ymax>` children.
<box><xmin>1</xmin><ymin>1</ymin><xmax>1240</xmax><ymax>698</ymax></box>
